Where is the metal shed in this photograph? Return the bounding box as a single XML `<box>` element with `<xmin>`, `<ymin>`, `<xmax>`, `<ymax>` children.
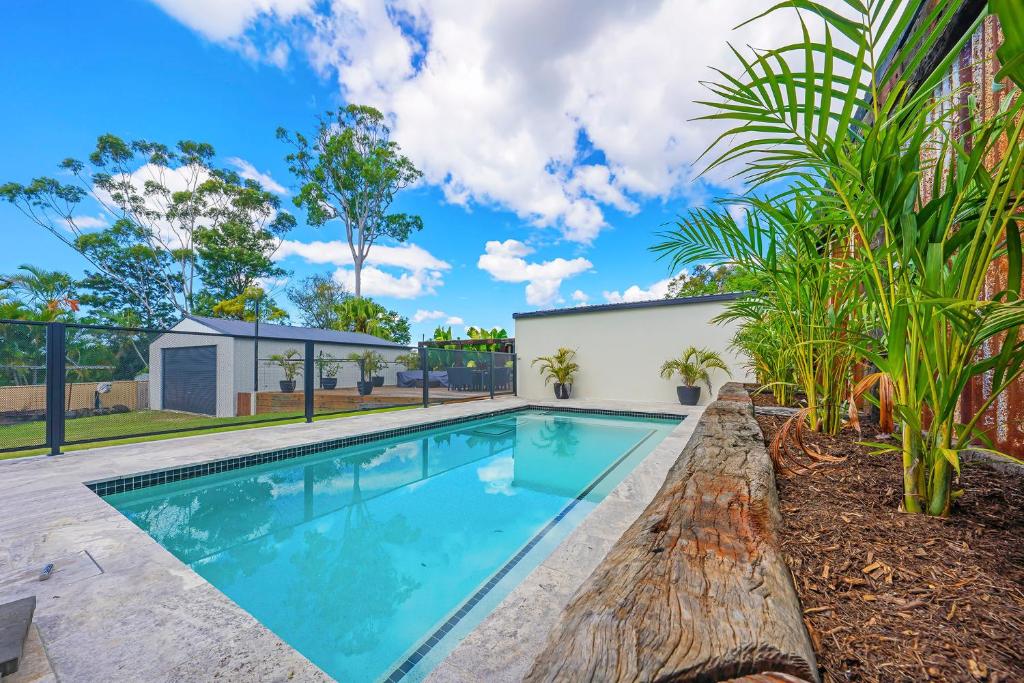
<box><xmin>148</xmin><ymin>316</ymin><xmax>408</xmax><ymax>418</ymax></box>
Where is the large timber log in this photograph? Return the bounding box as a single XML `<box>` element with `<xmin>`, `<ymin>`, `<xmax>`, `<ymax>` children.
<box><xmin>525</xmin><ymin>383</ymin><xmax>818</xmax><ymax>683</ymax></box>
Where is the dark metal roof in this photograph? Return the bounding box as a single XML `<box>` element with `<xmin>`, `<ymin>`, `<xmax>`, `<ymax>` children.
<box><xmin>512</xmin><ymin>292</ymin><xmax>750</xmax><ymax>320</ymax></box>
<box><xmin>184</xmin><ymin>315</ymin><xmax>407</xmax><ymax>348</ymax></box>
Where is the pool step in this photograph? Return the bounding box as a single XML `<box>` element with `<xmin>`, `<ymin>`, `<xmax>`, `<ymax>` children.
<box><xmin>0</xmin><ymin>595</ymin><xmax>35</xmax><ymax>676</ymax></box>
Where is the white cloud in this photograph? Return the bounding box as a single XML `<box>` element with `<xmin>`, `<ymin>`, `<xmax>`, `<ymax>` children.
<box><xmin>413</xmin><ymin>310</ymin><xmax>464</xmax><ymax>325</ymax></box>
<box><xmin>571</xmin><ymin>289</ymin><xmax>589</xmax><ymax>304</ymax></box>
<box><xmin>332</xmin><ymin>265</ymin><xmax>444</xmax><ymax>299</ymax></box>
<box><xmin>603</xmin><ymin>275</ymin><xmax>675</xmax><ymax>304</ymax></box>
<box><xmin>276</xmin><ymin>239</ymin><xmax>450</xmax><ymax>299</ymax></box>
<box><xmin>147</xmin><ymin>0</ymin><xmax>313</xmax><ymax>42</ymax></box>
<box><xmin>276</xmin><ymin>240</ymin><xmax>449</xmax><ymax>271</ymax></box>
<box><xmin>62</xmin><ymin>214</ymin><xmax>108</xmax><ymax>231</ymax></box>
<box><xmin>412</xmin><ymin>309</ymin><xmax>445</xmax><ymax>323</ymax></box>
<box><xmin>477</xmin><ymin>239</ymin><xmax>591</xmax><ymax>306</ymax></box>
<box><xmin>152</xmin><ymin>0</ymin><xmax>846</xmax><ymax>243</ymax></box>
<box><xmin>227</xmin><ymin>157</ymin><xmax>289</xmax><ymax>195</ymax></box>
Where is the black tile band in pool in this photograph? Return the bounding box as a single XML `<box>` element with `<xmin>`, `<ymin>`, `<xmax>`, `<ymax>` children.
<box><xmin>86</xmin><ymin>405</ymin><xmax>683</xmax><ymax>497</ymax></box>
<box><xmin>382</xmin><ymin>428</ymin><xmax>662</xmax><ymax>683</ymax></box>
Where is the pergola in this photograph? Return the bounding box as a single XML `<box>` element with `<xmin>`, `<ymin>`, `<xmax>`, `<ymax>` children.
<box><xmin>417</xmin><ymin>338</ymin><xmax>515</xmax><ymax>354</ymax></box>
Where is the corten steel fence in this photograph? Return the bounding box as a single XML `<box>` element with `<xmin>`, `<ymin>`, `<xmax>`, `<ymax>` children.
<box><xmin>0</xmin><ymin>319</ymin><xmax>518</xmax><ymax>455</ymax></box>
<box><xmin>878</xmin><ymin>12</ymin><xmax>1024</xmax><ymax>459</ymax></box>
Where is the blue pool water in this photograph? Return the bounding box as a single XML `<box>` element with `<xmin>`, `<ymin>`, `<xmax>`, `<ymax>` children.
<box><xmin>106</xmin><ymin>409</ymin><xmax>679</xmax><ymax>682</ymax></box>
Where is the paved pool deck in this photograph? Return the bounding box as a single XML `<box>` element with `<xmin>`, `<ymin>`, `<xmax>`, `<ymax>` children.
<box><xmin>0</xmin><ymin>396</ymin><xmax>700</xmax><ymax>682</ymax></box>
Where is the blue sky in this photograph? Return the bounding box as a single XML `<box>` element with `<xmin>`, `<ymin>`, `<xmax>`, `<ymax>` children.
<box><xmin>0</xmin><ymin>0</ymin><xmax>786</xmax><ymax>341</ymax></box>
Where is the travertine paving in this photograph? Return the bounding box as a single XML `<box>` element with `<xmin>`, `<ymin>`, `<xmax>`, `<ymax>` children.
<box><xmin>0</xmin><ymin>396</ymin><xmax>697</xmax><ymax>682</ymax></box>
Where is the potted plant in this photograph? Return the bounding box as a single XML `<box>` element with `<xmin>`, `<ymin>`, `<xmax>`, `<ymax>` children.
<box><xmin>270</xmin><ymin>349</ymin><xmax>302</xmax><ymax>393</ymax></box>
<box><xmin>532</xmin><ymin>348</ymin><xmax>579</xmax><ymax>399</ymax></box>
<box><xmin>318</xmin><ymin>351</ymin><xmax>341</xmax><ymax>390</ymax></box>
<box><xmin>348</xmin><ymin>350</ymin><xmax>386</xmax><ymax>395</ymax></box>
<box><xmin>659</xmin><ymin>346</ymin><xmax>730</xmax><ymax>405</ymax></box>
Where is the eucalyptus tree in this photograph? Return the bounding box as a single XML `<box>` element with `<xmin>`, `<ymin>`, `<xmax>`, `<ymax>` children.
<box><xmin>278</xmin><ymin>105</ymin><xmax>424</xmax><ymax>298</ymax></box>
<box><xmin>287</xmin><ymin>273</ymin><xmax>350</xmax><ymax>329</ymax></box>
<box><xmin>1</xmin><ymin>135</ymin><xmax>295</xmax><ymax>320</ymax></box>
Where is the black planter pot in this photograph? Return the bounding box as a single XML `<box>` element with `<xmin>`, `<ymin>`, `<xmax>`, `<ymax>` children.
<box><xmin>372</xmin><ymin>376</ymin><xmax>384</xmax><ymax>387</ymax></box>
<box><xmin>357</xmin><ymin>381</ymin><xmax>374</xmax><ymax>396</ymax></box>
<box><xmin>553</xmin><ymin>382</ymin><xmax>572</xmax><ymax>400</ymax></box>
<box><xmin>320</xmin><ymin>377</ymin><xmax>338</xmax><ymax>390</ymax></box>
<box><xmin>676</xmin><ymin>385</ymin><xmax>701</xmax><ymax>405</ymax></box>
<box><xmin>280</xmin><ymin>380</ymin><xmax>296</xmax><ymax>393</ymax></box>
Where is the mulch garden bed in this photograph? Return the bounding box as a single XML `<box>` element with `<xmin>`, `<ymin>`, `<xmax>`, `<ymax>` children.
<box><xmin>746</xmin><ymin>384</ymin><xmax>1024</xmax><ymax>682</ymax></box>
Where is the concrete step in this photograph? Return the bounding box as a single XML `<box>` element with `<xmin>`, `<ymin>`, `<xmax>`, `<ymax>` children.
<box><xmin>0</xmin><ymin>595</ymin><xmax>35</xmax><ymax>676</ymax></box>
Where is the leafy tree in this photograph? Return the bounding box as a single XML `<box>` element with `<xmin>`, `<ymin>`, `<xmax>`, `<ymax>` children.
<box><xmin>278</xmin><ymin>105</ymin><xmax>423</xmax><ymax>298</ymax></box>
<box><xmin>287</xmin><ymin>273</ymin><xmax>350</xmax><ymax>328</ymax></box>
<box><xmin>75</xmin><ymin>220</ymin><xmax>179</xmax><ymax>328</ymax></box>
<box><xmin>665</xmin><ymin>265</ymin><xmax>758</xmax><ymax>299</ymax></box>
<box><xmin>336</xmin><ymin>297</ymin><xmax>411</xmax><ymax>345</ymax></box>
<box><xmin>211</xmin><ymin>287</ymin><xmax>288</xmax><ymax>322</ymax></box>
<box><xmin>465</xmin><ymin>326</ymin><xmax>509</xmax><ymax>352</ymax></box>
<box><xmin>1</xmin><ymin>135</ymin><xmax>294</xmax><ymax>318</ymax></box>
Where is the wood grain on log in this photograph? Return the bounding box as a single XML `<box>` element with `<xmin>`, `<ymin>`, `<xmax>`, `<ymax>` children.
<box><xmin>525</xmin><ymin>383</ymin><xmax>818</xmax><ymax>683</ymax></box>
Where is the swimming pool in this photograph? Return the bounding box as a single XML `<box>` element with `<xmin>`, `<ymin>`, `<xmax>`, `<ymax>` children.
<box><xmin>102</xmin><ymin>408</ymin><xmax>681</xmax><ymax>682</ymax></box>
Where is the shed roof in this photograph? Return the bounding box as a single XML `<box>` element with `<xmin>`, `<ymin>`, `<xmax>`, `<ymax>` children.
<box><xmin>512</xmin><ymin>292</ymin><xmax>750</xmax><ymax>320</ymax></box>
<box><xmin>183</xmin><ymin>315</ymin><xmax>407</xmax><ymax>348</ymax></box>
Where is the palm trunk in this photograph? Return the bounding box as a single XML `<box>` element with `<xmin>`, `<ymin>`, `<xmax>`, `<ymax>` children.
<box><xmin>902</xmin><ymin>427</ymin><xmax>923</xmax><ymax>513</ymax></box>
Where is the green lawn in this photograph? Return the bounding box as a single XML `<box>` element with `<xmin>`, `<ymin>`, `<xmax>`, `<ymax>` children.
<box><xmin>0</xmin><ymin>405</ymin><xmax>420</xmax><ymax>460</ymax></box>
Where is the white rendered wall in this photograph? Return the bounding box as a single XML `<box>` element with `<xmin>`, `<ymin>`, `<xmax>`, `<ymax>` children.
<box><xmin>514</xmin><ymin>299</ymin><xmax>751</xmax><ymax>406</ymax></box>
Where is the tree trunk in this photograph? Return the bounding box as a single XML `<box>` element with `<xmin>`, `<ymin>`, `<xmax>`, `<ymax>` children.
<box><xmin>353</xmin><ymin>254</ymin><xmax>363</xmax><ymax>298</ymax></box>
<box><xmin>525</xmin><ymin>383</ymin><xmax>818</xmax><ymax>683</ymax></box>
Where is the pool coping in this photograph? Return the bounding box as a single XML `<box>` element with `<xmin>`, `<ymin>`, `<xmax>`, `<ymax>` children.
<box><xmin>0</xmin><ymin>396</ymin><xmax>695</xmax><ymax>682</ymax></box>
<box><xmin>425</xmin><ymin>402</ymin><xmax>702</xmax><ymax>682</ymax></box>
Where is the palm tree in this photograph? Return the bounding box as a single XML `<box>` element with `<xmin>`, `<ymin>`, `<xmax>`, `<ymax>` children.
<box><xmin>532</xmin><ymin>348</ymin><xmax>579</xmax><ymax>398</ymax></box>
<box><xmin>336</xmin><ymin>298</ymin><xmax>389</xmax><ymax>338</ymax></box>
<box><xmin>659</xmin><ymin>346</ymin><xmax>730</xmax><ymax>392</ymax></box>
<box><xmin>654</xmin><ymin>0</ymin><xmax>1024</xmax><ymax>515</ymax></box>
<box><xmin>4</xmin><ymin>265</ymin><xmax>78</xmax><ymax>319</ymax></box>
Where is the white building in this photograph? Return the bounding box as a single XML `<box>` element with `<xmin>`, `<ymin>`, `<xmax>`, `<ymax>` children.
<box><xmin>513</xmin><ymin>293</ymin><xmax>752</xmax><ymax>406</ymax></box>
<box><xmin>148</xmin><ymin>316</ymin><xmax>409</xmax><ymax>417</ymax></box>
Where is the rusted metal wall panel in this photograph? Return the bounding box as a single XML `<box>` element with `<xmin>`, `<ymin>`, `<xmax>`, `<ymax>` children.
<box><xmin>927</xmin><ymin>16</ymin><xmax>1024</xmax><ymax>458</ymax></box>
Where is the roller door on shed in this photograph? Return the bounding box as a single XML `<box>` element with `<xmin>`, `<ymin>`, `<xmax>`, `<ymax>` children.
<box><xmin>162</xmin><ymin>345</ymin><xmax>217</xmax><ymax>415</ymax></box>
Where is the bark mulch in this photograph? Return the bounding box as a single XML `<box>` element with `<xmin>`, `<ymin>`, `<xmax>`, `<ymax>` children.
<box><xmin>746</xmin><ymin>385</ymin><xmax>1024</xmax><ymax>683</ymax></box>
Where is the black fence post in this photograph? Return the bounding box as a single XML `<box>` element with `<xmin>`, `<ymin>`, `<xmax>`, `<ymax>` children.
<box><xmin>512</xmin><ymin>354</ymin><xmax>518</xmax><ymax>396</ymax></box>
<box><xmin>303</xmin><ymin>341</ymin><xmax>314</xmax><ymax>423</ymax></box>
<box><xmin>489</xmin><ymin>351</ymin><xmax>495</xmax><ymax>399</ymax></box>
<box><xmin>45</xmin><ymin>322</ymin><xmax>66</xmax><ymax>456</ymax></box>
<box><xmin>420</xmin><ymin>346</ymin><xmax>429</xmax><ymax>408</ymax></box>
